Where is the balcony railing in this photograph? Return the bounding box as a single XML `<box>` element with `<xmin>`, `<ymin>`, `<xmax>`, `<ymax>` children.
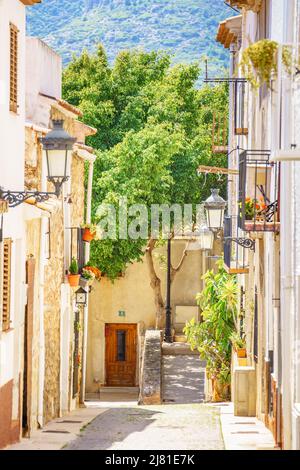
<box><xmin>67</xmin><ymin>227</ymin><xmax>86</xmax><ymax>274</ymax></box>
<box><xmin>238</xmin><ymin>150</ymin><xmax>280</xmax><ymax>232</ymax></box>
<box><xmin>224</xmin><ymin>215</ymin><xmax>252</xmax><ymax>274</ymax></box>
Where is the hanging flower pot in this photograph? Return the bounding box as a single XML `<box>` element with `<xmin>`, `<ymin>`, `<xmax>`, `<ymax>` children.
<box><xmin>79</xmin><ymin>268</ymin><xmax>96</xmax><ymax>288</ymax></box>
<box><xmin>81</xmin><ymin>224</ymin><xmax>98</xmax><ymax>243</ymax></box>
<box><xmin>82</xmin><ymin>228</ymin><xmax>94</xmax><ymax>243</ymax></box>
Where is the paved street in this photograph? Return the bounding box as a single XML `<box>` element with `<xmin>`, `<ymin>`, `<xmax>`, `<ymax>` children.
<box><xmin>65</xmin><ymin>402</ymin><xmax>224</xmax><ymax>450</ymax></box>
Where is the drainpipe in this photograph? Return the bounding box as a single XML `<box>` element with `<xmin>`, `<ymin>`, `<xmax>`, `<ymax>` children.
<box><xmin>80</xmin><ymin>159</ymin><xmax>94</xmax><ymax>404</ymax></box>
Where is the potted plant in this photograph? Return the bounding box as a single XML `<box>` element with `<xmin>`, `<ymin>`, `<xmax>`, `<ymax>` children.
<box><xmin>81</xmin><ymin>224</ymin><xmax>98</xmax><ymax>243</ymax></box>
<box><xmin>230</xmin><ymin>331</ymin><xmax>247</xmax><ymax>358</ymax></box>
<box><xmin>80</xmin><ymin>268</ymin><xmax>96</xmax><ymax>288</ymax></box>
<box><xmin>68</xmin><ymin>257</ymin><xmax>80</xmax><ymax>287</ymax></box>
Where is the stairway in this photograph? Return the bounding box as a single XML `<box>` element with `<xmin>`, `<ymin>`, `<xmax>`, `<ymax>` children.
<box><xmin>162</xmin><ymin>340</ymin><xmax>206</xmax><ymax>404</ymax></box>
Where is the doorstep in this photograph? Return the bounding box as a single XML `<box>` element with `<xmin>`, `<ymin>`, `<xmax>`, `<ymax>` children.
<box><xmin>218</xmin><ymin>402</ymin><xmax>278</xmax><ymax>450</ymax></box>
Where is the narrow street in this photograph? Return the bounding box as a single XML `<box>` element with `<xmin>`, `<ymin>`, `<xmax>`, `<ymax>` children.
<box><xmin>7</xmin><ymin>347</ymin><xmax>275</xmax><ymax>451</ymax></box>
<box><xmin>65</xmin><ymin>402</ymin><xmax>224</xmax><ymax>451</ymax></box>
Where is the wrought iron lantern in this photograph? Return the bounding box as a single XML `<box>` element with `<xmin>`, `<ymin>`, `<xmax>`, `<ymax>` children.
<box><xmin>0</xmin><ymin>120</ymin><xmax>75</xmax><ymax>208</ymax></box>
<box><xmin>75</xmin><ymin>287</ymin><xmax>88</xmax><ymax>307</ymax></box>
<box><xmin>204</xmin><ymin>189</ymin><xmax>227</xmax><ymax>231</ymax></box>
<box><xmin>40</xmin><ymin>120</ymin><xmax>76</xmax><ymax>196</ymax></box>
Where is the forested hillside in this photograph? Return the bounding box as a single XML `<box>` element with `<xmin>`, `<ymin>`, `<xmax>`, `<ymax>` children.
<box><xmin>27</xmin><ymin>0</ymin><xmax>235</xmax><ymax>69</ymax></box>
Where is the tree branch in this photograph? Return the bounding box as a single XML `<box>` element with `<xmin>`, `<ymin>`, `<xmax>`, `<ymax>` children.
<box><xmin>170</xmin><ymin>241</ymin><xmax>189</xmax><ymax>282</ymax></box>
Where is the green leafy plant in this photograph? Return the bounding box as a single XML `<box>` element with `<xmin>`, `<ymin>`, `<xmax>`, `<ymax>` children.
<box><xmin>69</xmin><ymin>257</ymin><xmax>79</xmax><ymax>275</ymax></box>
<box><xmin>81</xmin><ymin>268</ymin><xmax>95</xmax><ymax>281</ymax></box>
<box><xmin>81</xmin><ymin>223</ymin><xmax>98</xmax><ymax>234</ymax></box>
<box><xmin>229</xmin><ymin>331</ymin><xmax>246</xmax><ymax>351</ymax></box>
<box><xmin>184</xmin><ymin>259</ymin><xmax>238</xmax><ymax>396</ymax></box>
<box><xmin>240</xmin><ymin>39</ymin><xmax>292</xmax><ymax>89</ymax></box>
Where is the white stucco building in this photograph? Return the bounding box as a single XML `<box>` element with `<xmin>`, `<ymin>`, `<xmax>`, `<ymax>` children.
<box><xmin>0</xmin><ymin>0</ymin><xmax>41</xmax><ymax>449</ymax></box>
<box><xmin>218</xmin><ymin>0</ymin><xmax>300</xmax><ymax>450</ymax></box>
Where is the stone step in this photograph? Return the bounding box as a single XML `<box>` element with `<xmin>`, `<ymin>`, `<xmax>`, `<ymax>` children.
<box><xmin>100</xmin><ymin>387</ymin><xmax>139</xmax><ymax>394</ymax></box>
<box><xmin>162</xmin><ymin>342</ymin><xmax>199</xmax><ymax>356</ymax></box>
<box><xmin>174</xmin><ymin>334</ymin><xmax>187</xmax><ymax>343</ymax></box>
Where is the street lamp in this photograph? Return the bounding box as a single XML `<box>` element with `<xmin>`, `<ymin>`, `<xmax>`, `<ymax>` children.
<box><xmin>75</xmin><ymin>287</ymin><xmax>88</xmax><ymax>307</ymax></box>
<box><xmin>204</xmin><ymin>189</ymin><xmax>227</xmax><ymax>231</ymax></box>
<box><xmin>0</xmin><ymin>120</ymin><xmax>75</xmax><ymax>208</ymax></box>
<box><xmin>164</xmin><ymin>236</ymin><xmax>173</xmax><ymax>344</ymax></box>
<box><xmin>40</xmin><ymin>120</ymin><xmax>76</xmax><ymax>196</ymax></box>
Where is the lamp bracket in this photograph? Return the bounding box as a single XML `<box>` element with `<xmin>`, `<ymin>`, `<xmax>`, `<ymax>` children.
<box><xmin>225</xmin><ymin>237</ymin><xmax>255</xmax><ymax>251</ymax></box>
<box><xmin>0</xmin><ymin>187</ymin><xmax>58</xmax><ymax>208</ymax></box>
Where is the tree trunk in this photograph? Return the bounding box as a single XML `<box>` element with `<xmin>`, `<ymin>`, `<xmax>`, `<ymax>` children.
<box><xmin>145</xmin><ymin>239</ymin><xmax>165</xmax><ymax>329</ymax></box>
<box><xmin>146</xmin><ymin>238</ymin><xmax>189</xmax><ymax>330</ymax></box>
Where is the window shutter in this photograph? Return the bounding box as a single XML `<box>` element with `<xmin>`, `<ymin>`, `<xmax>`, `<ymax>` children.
<box><xmin>9</xmin><ymin>23</ymin><xmax>19</xmax><ymax>114</ymax></box>
<box><xmin>2</xmin><ymin>239</ymin><xmax>12</xmax><ymax>331</ymax></box>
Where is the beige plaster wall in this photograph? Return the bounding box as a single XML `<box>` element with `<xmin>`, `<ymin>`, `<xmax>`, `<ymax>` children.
<box><xmin>86</xmin><ymin>240</ymin><xmax>206</xmax><ymax>392</ymax></box>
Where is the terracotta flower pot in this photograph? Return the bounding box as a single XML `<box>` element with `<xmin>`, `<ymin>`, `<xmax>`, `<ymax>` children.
<box><xmin>68</xmin><ymin>274</ymin><xmax>80</xmax><ymax>287</ymax></box>
<box><xmin>237</xmin><ymin>347</ymin><xmax>247</xmax><ymax>358</ymax></box>
<box><xmin>82</xmin><ymin>228</ymin><xmax>95</xmax><ymax>243</ymax></box>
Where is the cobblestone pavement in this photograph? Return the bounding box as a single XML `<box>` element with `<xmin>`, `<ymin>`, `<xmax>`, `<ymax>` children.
<box><xmin>65</xmin><ymin>403</ymin><xmax>224</xmax><ymax>450</ymax></box>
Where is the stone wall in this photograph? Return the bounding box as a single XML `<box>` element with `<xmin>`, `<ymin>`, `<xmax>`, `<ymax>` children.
<box><xmin>139</xmin><ymin>330</ymin><xmax>162</xmax><ymax>405</ymax></box>
<box><xmin>24</xmin><ymin>107</ymin><xmax>87</xmax><ymax>426</ymax></box>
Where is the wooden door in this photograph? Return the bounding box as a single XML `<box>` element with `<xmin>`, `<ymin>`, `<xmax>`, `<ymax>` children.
<box><xmin>105</xmin><ymin>323</ymin><xmax>137</xmax><ymax>387</ymax></box>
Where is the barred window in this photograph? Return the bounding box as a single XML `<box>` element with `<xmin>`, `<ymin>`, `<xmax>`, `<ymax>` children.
<box><xmin>2</xmin><ymin>239</ymin><xmax>12</xmax><ymax>331</ymax></box>
<box><xmin>9</xmin><ymin>23</ymin><xmax>19</xmax><ymax>113</ymax></box>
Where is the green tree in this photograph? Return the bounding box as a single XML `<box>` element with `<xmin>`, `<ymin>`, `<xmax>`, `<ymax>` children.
<box><xmin>63</xmin><ymin>46</ymin><xmax>228</xmax><ymax>327</ymax></box>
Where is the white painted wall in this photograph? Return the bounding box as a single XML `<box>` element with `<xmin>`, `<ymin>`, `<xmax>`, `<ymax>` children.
<box><xmin>0</xmin><ymin>0</ymin><xmax>27</xmax><ymax>397</ymax></box>
<box><xmin>26</xmin><ymin>37</ymin><xmax>62</xmax><ymax>127</ymax></box>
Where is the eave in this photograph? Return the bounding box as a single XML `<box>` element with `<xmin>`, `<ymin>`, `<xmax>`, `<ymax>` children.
<box><xmin>20</xmin><ymin>0</ymin><xmax>42</xmax><ymax>5</ymax></box>
<box><xmin>216</xmin><ymin>15</ymin><xmax>242</xmax><ymax>49</ymax></box>
<box><xmin>226</xmin><ymin>0</ymin><xmax>262</xmax><ymax>12</ymax></box>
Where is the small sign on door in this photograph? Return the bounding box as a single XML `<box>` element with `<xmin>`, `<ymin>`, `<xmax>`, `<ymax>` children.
<box><xmin>118</xmin><ymin>310</ymin><xmax>126</xmax><ymax>317</ymax></box>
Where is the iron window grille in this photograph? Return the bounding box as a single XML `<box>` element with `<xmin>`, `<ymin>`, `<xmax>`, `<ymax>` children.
<box><xmin>212</xmin><ymin>113</ymin><xmax>228</xmax><ymax>154</ymax></box>
<box><xmin>238</xmin><ymin>150</ymin><xmax>280</xmax><ymax>232</ymax></box>
<box><xmin>223</xmin><ymin>215</ymin><xmax>254</xmax><ymax>274</ymax></box>
<box><xmin>234</xmin><ymin>81</ymin><xmax>248</xmax><ymax>136</ymax></box>
<box><xmin>66</xmin><ymin>227</ymin><xmax>86</xmax><ymax>275</ymax></box>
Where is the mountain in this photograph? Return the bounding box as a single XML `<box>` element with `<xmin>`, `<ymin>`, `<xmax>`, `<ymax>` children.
<box><xmin>26</xmin><ymin>0</ymin><xmax>236</xmax><ymax>69</ymax></box>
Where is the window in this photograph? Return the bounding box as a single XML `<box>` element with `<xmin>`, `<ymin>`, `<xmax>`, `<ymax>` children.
<box><xmin>2</xmin><ymin>239</ymin><xmax>12</xmax><ymax>331</ymax></box>
<box><xmin>9</xmin><ymin>23</ymin><xmax>19</xmax><ymax>113</ymax></box>
<box><xmin>116</xmin><ymin>330</ymin><xmax>126</xmax><ymax>362</ymax></box>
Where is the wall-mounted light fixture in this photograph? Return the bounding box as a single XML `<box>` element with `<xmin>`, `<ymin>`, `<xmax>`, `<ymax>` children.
<box><xmin>0</xmin><ymin>120</ymin><xmax>75</xmax><ymax>208</ymax></box>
